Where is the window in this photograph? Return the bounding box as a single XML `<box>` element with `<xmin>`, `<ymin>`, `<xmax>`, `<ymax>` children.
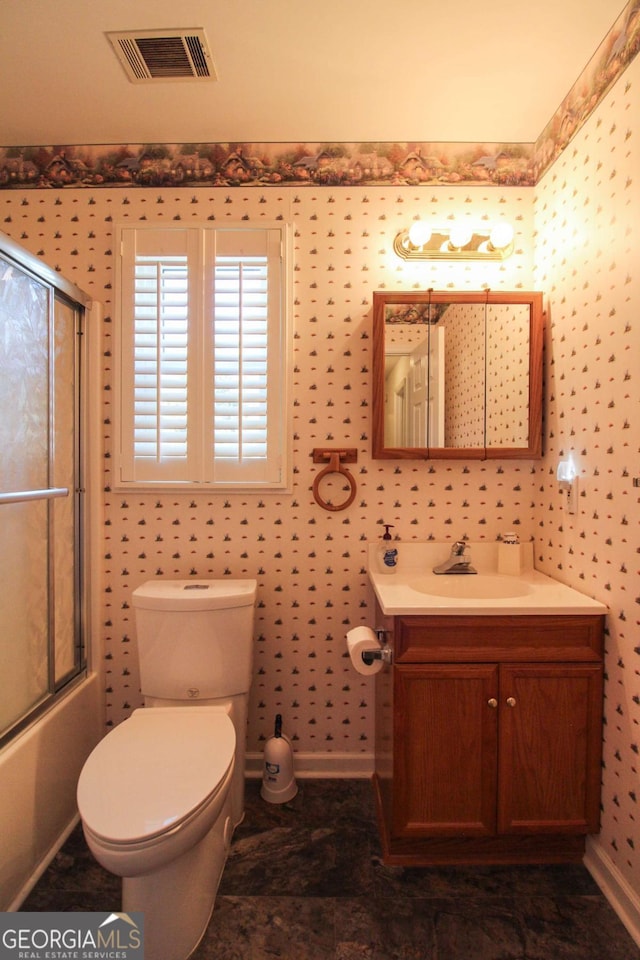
<box><xmin>115</xmin><ymin>223</ymin><xmax>290</xmax><ymax>490</ymax></box>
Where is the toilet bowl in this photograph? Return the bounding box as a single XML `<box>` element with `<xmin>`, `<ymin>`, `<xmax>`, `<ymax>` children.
<box><xmin>77</xmin><ymin>707</ymin><xmax>236</xmax><ymax>960</ymax></box>
<box><xmin>77</xmin><ymin>706</ymin><xmax>235</xmax><ymax>874</ymax></box>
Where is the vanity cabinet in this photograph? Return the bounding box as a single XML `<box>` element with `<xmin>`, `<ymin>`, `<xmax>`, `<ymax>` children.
<box><xmin>374</xmin><ymin>611</ymin><xmax>605</xmax><ymax>865</ymax></box>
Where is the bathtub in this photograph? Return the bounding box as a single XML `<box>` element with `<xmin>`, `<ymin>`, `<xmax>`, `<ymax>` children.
<box><xmin>0</xmin><ymin>673</ymin><xmax>102</xmax><ymax>910</ymax></box>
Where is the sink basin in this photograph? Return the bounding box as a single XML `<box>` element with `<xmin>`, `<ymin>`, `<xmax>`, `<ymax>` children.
<box><xmin>408</xmin><ymin>574</ymin><xmax>531</xmax><ymax>600</ymax></box>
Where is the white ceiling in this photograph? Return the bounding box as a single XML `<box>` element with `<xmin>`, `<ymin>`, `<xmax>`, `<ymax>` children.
<box><xmin>0</xmin><ymin>0</ymin><xmax>625</xmax><ymax>147</ymax></box>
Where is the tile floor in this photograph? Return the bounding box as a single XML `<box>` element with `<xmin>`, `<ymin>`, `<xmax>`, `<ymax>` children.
<box><xmin>22</xmin><ymin>779</ymin><xmax>640</xmax><ymax>959</ymax></box>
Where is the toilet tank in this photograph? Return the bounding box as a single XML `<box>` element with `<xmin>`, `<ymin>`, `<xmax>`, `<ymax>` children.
<box><xmin>132</xmin><ymin>580</ymin><xmax>257</xmax><ymax>702</ymax></box>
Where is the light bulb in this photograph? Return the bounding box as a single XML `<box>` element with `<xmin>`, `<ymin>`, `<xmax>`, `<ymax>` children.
<box><xmin>408</xmin><ymin>221</ymin><xmax>432</xmax><ymax>248</ymax></box>
<box><xmin>448</xmin><ymin>223</ymin><xmax>473</xmax><ymax>249</ymax></box>
<box><xmin>557</xmin><ymin>459</ymin><xmax>577</xmax><ymax>483</ymax></box>
<box><xmin>489</xmin><ymin>222</ymin><xmax>514</xmax><ymax>250</ymax></box>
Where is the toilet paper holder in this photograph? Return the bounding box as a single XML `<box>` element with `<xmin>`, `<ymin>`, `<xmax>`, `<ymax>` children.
<box><xmin>362</xmin><ymin>629</ymin><xmax>392</xmax><ymax>666</ymax></box>
<box><xmin>361</xmin><ymin>646</ymin><xmax>392</xmax><ymax>666</ymax></box>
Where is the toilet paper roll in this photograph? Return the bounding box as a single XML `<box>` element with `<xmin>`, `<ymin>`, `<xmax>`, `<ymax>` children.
<box><xmin>346</xmin><ymin>626</ymin><xmax>384</xmax><ymax>676</ymax></box>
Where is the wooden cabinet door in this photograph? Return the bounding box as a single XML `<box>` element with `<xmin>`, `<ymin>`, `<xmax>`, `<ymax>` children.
<box><xmin>497</xmin><ymin>663</ymin><xmax>603</xmax><ymax>834</ymax></box>
<box><xmin>393</xmin><ymin>663</ymin><xmax>499</xmax><ymax>837</ymax></box>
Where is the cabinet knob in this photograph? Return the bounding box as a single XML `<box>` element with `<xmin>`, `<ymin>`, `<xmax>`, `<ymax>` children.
<box><xmin>506</xmin><ymin>697</ymin><xmax>517</xmax><ymax>707</ymax></box>
<box><xmin>488</xmin><ymin>698</ymin><xmax>498</xmax><ymax>709</ymax></box>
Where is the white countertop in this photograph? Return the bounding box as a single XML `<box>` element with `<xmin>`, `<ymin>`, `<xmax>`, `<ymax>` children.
<box><xmin>368</xmin><ymin>541</ymin><xmax>608</xmax><ymax>617</ymax></box>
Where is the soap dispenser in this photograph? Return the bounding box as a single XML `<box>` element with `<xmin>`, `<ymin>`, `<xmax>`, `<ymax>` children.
<box><xmin>379</xmin><ymin>524</ymin><xmax>398</xmax><ymax>574</ymax></box>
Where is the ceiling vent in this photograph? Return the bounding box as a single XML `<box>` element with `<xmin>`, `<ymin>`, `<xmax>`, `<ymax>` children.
<box><xmin>106</xmin><ymin>29</ymin><xmax>216</xmax><ymax>83</ymax></box>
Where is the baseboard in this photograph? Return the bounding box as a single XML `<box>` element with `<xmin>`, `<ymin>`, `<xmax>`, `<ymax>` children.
<box><xmin>584</xmin><ymin>836</ymin><xmax>640</xmax><ymax>948</ymax></box>
<box><xmin>245</xmin><ymin>751</ymin><xmax>374</xmax><ymax>779</ymax></box>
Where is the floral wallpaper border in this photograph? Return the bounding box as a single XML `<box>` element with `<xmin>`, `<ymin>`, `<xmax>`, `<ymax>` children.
<box><xmin>532</xmin><ymin>0</ymin><xmax>640</xmax><ymax>179</ymax></box>
<box><xmin>0</xmin><ymin>140</ymin><xmax>535</xmax><ymax>191</ymax></box>
<box><xmin>0</xmin><ymin>2</ymin><xmax>637</xmax><ymax>192</ymax></box>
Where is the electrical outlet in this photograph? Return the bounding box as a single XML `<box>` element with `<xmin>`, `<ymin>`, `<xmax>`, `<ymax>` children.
<box><xmin>566</xmin><ymin>477</ymin><xmax>579</xmax><ymax>514</ymax></box>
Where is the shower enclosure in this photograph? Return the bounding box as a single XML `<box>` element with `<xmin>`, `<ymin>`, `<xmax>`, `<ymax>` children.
<box><xmin>0</xmin><ymin>240</ymin><xmax>87</xmax><ymax>743</ymax></box>
<box><xmin>0</xmin><ymin>231</ymin><xmax>101</xmax><ymax>910</ymax></box>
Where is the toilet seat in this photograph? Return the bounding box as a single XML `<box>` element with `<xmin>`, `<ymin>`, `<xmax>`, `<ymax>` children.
<box><xmin>77</xmin><ymin>707</ymin><xmax>235</xmax><ymax>845</ymax></box>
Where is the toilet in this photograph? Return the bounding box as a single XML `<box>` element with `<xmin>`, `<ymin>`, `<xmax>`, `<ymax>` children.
<box><xmin>77</xmin><ymin>578</ymin><xmax>257</xmax><ymax>960</ymax></box>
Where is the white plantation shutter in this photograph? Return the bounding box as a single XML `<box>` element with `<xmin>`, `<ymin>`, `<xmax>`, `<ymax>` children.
<box><xmin>212</xmin><ymin>228</ymin><xmax>282</xmax><ymax>483</ymax></box>
<box><xmin>116</xmin><ymin>224</ymin><xmax>288</xmax><ymax>489</ymax></box>
<box><xmin>134</xmin><ymin>256</ymin><xmax>189</xmax><ymax>461</ymax></box>
<box><xmin>214</xmin><ymin>257</ymin><xmax>268</xmax><ymax>459</ymax></box>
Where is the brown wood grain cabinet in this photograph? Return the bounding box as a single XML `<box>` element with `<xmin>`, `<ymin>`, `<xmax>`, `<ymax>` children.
<box><xmin>373</xmin><ymin>609</ymin><xmax>605</xmax><ymax>865</ymax></box>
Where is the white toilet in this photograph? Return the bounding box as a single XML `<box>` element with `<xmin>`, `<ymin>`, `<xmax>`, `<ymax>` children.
<box><xmin>77</xmin><ymin>578</ymin><xmax>257</xmax><ymax>960</ymax></box>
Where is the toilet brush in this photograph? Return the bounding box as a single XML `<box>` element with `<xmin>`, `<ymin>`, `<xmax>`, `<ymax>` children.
<box><xmin>260</xmin><ymin>714</ymin><xmax>298</xmax><ymax>803</ymax></box>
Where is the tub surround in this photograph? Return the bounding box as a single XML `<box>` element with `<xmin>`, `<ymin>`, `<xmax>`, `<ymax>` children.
<box><xmin>0</xmin><ymin>674</ymin><xmax>101</xmax><ymax>910</ymax></box>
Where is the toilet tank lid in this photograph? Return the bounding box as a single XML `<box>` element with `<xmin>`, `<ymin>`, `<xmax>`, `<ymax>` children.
<box><xmin>132</xmin><ymin>579</ymin><xmax>257</xmax><ymax>611</ymax></box>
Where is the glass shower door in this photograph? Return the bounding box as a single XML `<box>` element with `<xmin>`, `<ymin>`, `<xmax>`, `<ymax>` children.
<box><xmin>0</xmin><ymin>253</ymin><xmax>84</xmax><ymax>742</ymax></box>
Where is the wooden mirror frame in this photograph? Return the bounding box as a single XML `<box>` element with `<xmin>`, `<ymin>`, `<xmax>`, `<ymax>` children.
<box><xmin>372</xmin><ymin>290</ymin><xmax>543</xmax><ymax>460</ymax></box>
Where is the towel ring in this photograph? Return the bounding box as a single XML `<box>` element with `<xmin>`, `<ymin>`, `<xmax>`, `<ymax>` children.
<box><xmin>312</xmin><ymin>449</ymin><xmax>357</xmax><ymax>512</ymax></box>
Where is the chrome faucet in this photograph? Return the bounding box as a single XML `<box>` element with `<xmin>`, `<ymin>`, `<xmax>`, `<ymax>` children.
<box><xmin>432</xmin><ymin>540</ymin><xmax>477</xmax><ymax>575</ymax></box>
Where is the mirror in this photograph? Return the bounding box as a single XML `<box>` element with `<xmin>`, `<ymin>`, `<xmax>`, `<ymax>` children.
<box><xmin>372</xmin><ymin>290</ymin><xmax>543</xmax><ymax>459</ymax></box>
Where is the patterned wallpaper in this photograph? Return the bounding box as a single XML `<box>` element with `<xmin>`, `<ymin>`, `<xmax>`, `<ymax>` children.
<box><xmin>0</xmin><ymin>184</ymin><xmax>534</xmax><ymax>766</ymax></box>
<box><xmin>534</xmin><ymin>57</ymin><xmax>640</xmax><ymax>899</ymax></box>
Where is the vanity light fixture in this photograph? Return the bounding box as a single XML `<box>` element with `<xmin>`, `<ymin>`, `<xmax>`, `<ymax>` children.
<box><xmin>557</xmin><ymin>459</ymin><xmax>579</xmax><ymax>514</ymax></box>
<box><xmin>394</xmin><ymin>221</ymin><xmax>515</xmax><ymax>261</ymax></box>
